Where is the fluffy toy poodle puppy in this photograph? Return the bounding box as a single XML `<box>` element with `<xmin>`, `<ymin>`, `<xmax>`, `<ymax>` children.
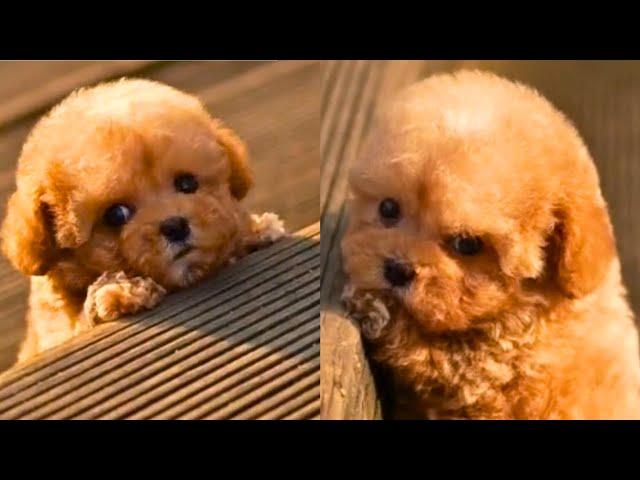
<box><xmin>1</xmin><ymin>79</ymin><xmax>284</xmax><ymax>363</ymax></box>
<box><xmin>341</xmin><ymin>71</ymin><xmax>640</xmax><ymax>419</ymax></box>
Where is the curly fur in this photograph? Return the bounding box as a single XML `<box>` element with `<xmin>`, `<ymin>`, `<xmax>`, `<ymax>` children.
<box><xmin>2</xmin><ymin>79</ymin><xmax>285</xmax><ymax>363</ymax></box>
<box><xmin>341</xmin><ymin>71</ymin><xmax>640</xmax><ymax>419</ymax></box>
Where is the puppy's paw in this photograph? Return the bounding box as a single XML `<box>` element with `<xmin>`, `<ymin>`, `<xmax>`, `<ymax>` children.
<box><xmin>84</xmin><ymin>271</ymin><xmax>166</xmax><ymax>324</ymax></box>
<box><xmin>341</xmin><ymin>284</ymin><xmax>391</xmax><ymax>340</ymax></box>
<box><xmin>248</xmin><ymin>212</ymin><xmax>286</xmax><ymax>249</ymax></box>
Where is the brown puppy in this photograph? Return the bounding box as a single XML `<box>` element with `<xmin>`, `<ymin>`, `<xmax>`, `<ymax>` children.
<box><xmin>341</xmin><ymin>71</ymin><xmax>640</xmax><ymax>419</ymax></box>
<box><xmin>1</xmin><ymin>79</ymin><xmax>284</xmax><ymax>363</ymax></box>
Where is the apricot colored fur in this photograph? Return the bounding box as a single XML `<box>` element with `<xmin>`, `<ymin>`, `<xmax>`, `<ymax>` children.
<box><xmin>2</xmin><ymin>79</ymin><xmax>284</xmax><ymax>363</ymax></box>
<box><xmin>342</xmin><ymin>71</ymin><xmax>640</xmax><ymax>419</ymax></box>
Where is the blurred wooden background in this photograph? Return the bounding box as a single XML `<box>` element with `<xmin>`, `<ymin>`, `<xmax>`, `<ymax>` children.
<box><xmin>321</xmin><ymin>60</ymin><xmax>640</xmax><ymax>419</ymax></box>
<box><xmin>0</xmin><ymin>61</ymin><xmax>320</xmax><ymax>372</ymax></box>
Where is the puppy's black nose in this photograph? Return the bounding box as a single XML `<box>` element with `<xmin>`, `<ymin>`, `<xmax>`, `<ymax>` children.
<box><xmin>383</xmin><ymin>259</ymin><xmax>415</xmax><ymax>287</ymax></box>
<box><xmin>160</xmin><ymin>216</ymin><xmax>190</xmax><ymax>243</ymax></box>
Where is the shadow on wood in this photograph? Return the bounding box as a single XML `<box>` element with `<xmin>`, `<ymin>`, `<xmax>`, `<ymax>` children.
<box><xmin>0</xmin><ymin>224</ymin><xmax>319</xmax><ymax>420</ymax></box>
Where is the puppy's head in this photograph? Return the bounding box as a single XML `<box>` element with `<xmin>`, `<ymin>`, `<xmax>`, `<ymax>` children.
<box><xmin>342</xmin><ymin>71</ymin><xmax>615</xmax><ymax>334</ymax></box>
<box><xmin>1</xmin><ymin>79</ymin><xmax>253</xmax><ymax>291</ymax></box>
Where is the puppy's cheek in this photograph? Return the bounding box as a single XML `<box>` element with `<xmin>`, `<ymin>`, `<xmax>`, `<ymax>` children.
<box><xmin>120</xmin><ymin>222</ymin><xmax>169</xmax><ymax>281</ymax></box>
<box><xmin>341</xmin><ymin>231</ymin><xmax>389</xmax><ymax>290</ymax></box>
<box><xmin>195</xmin><ymin>208</ymin><xmax>239</xmax><ymax>252</ymax></box>
<box><xmin>191</xmin><ymin>200</ymin><xmax>244</xmax><ymax>262</ymax></box>
<box><xmin>406</xmin><ymin>269</ymin><xmax>512</xmax><ymax>333</ymax></box>
<box><xmin>460</xmin><ymin>274</ymin><xmax>512</xmax><ymax>318</ymax></box>
<box><xmin>404</xmin><ymin>267</ymin><xmax>471</xmax><ymax>332</ymax></box>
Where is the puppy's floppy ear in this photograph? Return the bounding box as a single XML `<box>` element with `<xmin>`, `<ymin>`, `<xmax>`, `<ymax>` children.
<box><xmin>1</xmin><ymin>188</ymin><xmax>56</xmax><ymax>275</ymax></box>
<box><xmin>550</xmin><ymin>194</ymin><xmax>615</xmax><ymax>298</ymax></box>
<box><xmin>215</xmin><ymin>125</ymin><xmax>253</xmax><ymax>200</ymax></box>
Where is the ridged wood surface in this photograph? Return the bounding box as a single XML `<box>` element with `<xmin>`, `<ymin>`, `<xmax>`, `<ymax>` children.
<box><xmin>0</xmin><ymin>223</ymin><xmax>320</xmax><ymax>420</ymax></box>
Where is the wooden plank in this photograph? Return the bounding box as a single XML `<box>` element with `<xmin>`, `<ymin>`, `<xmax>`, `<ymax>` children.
<box><xmin>0</xmin><ymin>61</ymin><xmax>162</xmax><ymax>129</ymax></box>
<box><xmin>0</xmin><ymin>223</ymin><xmax>319</xmax><ymax>420</ymax></box>
<box><xmin>0</xmin><ymin>231</ymin><xmax>315</xmax><ymax>387</ymax></box>
<box><xmin>143</xmin><ymin>61</ymin><xmax>268</xmax><ymax>94</ymax></box>
<box><xmin>246</xmin><ymin>370</ymin><xmax>320</xmax><ymax>420</ymax></box>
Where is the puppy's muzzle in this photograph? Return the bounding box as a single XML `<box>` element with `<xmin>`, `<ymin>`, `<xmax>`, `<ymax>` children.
<box><xmin>160</xmin><ymin>216</ymin><xmax>191</xmax><ymax>243</ymax></box>
<box><xmin>383</xmin><ymin>258</ymin><xmax>415</xmax><ymax>287</ymax></box>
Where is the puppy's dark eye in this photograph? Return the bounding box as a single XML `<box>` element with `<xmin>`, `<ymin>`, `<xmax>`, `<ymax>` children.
<box><xmin>450</xmin><ymin>235</ymin><xmax>483</xmax><ymax>256</ymax></box>
<box><xmin>379</xmin><ymin>198</ymin><xmax>400</xmax><ymax>225</ymax></box>
<box><xmin>174</xmin><ymin>173</ymin><xmax>198</xmax><ymax>194</ymax></box>
<box><xmin>104</xmin><ymin>204</ymin><xmax>134</xmax><ymax>227</ymax></box>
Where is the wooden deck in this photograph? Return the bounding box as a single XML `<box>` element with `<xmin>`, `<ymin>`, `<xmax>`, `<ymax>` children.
<box><xmin>321</xmin><ymin>60</ymin><xmax>640</xmax><ymax>419</ymax></box>
<box><xmin>0</xmin><ymin>223</ymin><xmax>319</xmax><ymax>420</ymax></box>
<box><xmin>0</xmin><ymin>60</ymin><xmax>321</xmax><ymax>373</ymax></box>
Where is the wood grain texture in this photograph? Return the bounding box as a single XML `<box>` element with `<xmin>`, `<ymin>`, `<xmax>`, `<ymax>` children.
<box><xmin>0</xmin><ymin>60</ymin><xmax>320</xmax><ymax>372</ymax></box>
<box><xmin>0</xmin><ymin>61</ymin><xmax>162</xmax><ymax>129</ymax></box>
<box><xmin>0</xmin><ymin>224</ymin><xmax>319</xmax><ymax>420</ymax></box>
<box><xmin>320</xmin><ymin>60</ymin><xmax>640</xmax><ymax>419</ymax></box>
